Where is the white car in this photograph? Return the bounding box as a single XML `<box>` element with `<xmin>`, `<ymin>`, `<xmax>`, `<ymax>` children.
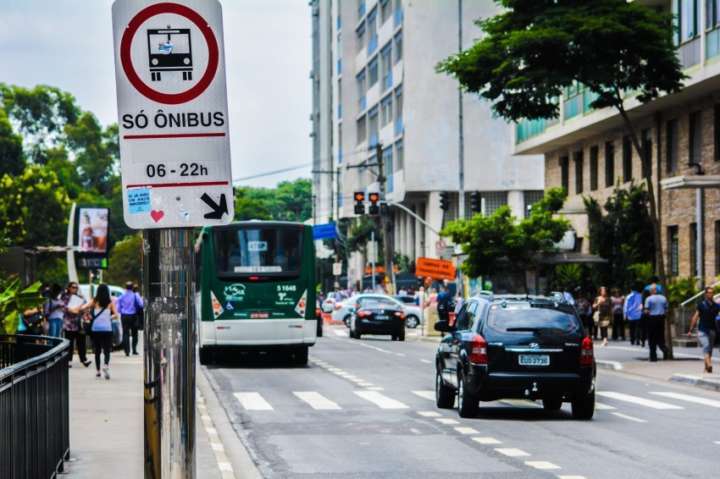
<box><xmin>334</xmin><ymin>294</ymin><xmax>422</xmax><ymax>328</ymax></box>
<box><xmin>78</xmin><ymin>284</ymin><xmax>125</xmax><ymax>303</ymax></box>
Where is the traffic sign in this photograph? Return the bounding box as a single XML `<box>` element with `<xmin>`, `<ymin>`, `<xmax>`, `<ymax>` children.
<box><xmin>112</xmin><ymin>0</ymin><xmax>233</xmax><ymax>228</ymax></box>
<box><xmin>312</xmin><ymin>222</ymin><xmax>337</xmax><ymax>240</ymax></box>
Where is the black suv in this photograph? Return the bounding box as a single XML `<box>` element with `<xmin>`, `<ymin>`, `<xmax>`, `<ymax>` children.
<box><xmin>434</xmin><ymin>295</ymin><xmax>596</xmax><ymax>419</ymax></box>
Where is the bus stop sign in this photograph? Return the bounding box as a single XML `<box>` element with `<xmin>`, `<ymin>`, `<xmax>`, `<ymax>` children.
<box><xmin>112</xmin><ymin>0</ymin><xmax>234</xmax><ymax>229</ymax></box>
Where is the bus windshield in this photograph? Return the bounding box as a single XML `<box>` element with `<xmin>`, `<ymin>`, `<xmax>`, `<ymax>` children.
<box><xmin>214</xmin><ymin>226</ymin><xmax>302</xmax><ymax>278</ymax></box>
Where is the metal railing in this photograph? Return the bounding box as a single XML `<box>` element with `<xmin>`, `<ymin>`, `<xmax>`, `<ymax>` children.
<box><xmin>0</xmin><ymin>335</ymin><xmax>71</xmax><ymax>479</ymax></box>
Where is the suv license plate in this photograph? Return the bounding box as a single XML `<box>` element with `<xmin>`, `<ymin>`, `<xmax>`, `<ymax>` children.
<box><xmin>518</xmin><ymin>354</ymin><xmax>550</xmax><ymax>366</ymax></box>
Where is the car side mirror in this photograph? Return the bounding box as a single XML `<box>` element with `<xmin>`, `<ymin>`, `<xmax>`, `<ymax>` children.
<box><xmin>434</xmin><ymin>320</ymin><xmax>453</xmax><ymax>333</ymax></box>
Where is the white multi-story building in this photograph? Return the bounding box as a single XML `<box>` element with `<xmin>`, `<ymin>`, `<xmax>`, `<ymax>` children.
<box><xmin>311</xmin><ymin>0</ymin><xmax>544</xmax><ymax>277</ymax></box>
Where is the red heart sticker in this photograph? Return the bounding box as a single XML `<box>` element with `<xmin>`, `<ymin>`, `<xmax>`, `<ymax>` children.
<box><xmin>150</xmin><ymin>210</ymin><xmax>164</xmax><ymax>222</ymax></box>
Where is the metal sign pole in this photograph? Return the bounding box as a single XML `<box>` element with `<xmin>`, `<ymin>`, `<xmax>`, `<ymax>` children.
<box><xmin>143</xmin><ymin>228</ymin><xmax>196</xmax><ymax>479</ymax></box>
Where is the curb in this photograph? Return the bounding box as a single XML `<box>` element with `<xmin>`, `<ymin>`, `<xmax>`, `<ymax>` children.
<box><xmin>670</xmin><ymin>373</ymin><xmax>720</xmax><ymax>392</ymax></box>
<box><xmin>595</xmin><ymin>360</ymin><xmax>624</xmax><ymax>371</ymax></box>
<box><xmin>197</xmin><ymin>367</ymin><xmax>263</xmax><ymax>479</ymax></box>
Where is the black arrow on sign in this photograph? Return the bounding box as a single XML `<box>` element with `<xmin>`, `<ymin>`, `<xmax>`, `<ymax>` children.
<box><xmin>201</xmin><ymin>193</ymin><xmax>228</xmax><ymax>220</ymax></box>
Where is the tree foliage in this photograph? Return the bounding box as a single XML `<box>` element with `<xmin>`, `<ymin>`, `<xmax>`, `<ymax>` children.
<box><xmin>443</xmin><ymin>188</ymin><xmax>570</xmax><ymax>278</ymax></box>
<box><xmin>0</xmin><ymin>107</ymin><xmax>24</xmax><ymax>177</ymax></box>
<box><xmin>104</xmin><ymin>233</ymin><xmax>142</xmax><ymax>286</ymax></box>
<box><xmin>233</xmin><ymin>179</ymin><xmax>312</xmax><ymax>222</ymax></box>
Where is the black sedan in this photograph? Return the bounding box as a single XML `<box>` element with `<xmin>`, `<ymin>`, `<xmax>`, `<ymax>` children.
<box><xmin>349</xmin><ymin>296</ymin><xmax>406</xmax><ymax>341</ymax></box>
<box><xmin>434</xmin><ymin>295</ymin><xmax>596</xmax><ymax>419</ymax></box>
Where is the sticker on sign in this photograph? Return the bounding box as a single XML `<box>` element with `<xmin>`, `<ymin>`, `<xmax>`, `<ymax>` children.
<box><xmin>112</xmin><ymin>0</ymin><xmax>233</xmax><ymax>228</ymax></box>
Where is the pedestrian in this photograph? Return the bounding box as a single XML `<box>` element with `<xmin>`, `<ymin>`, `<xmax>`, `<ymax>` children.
<box><xmin>62</xmin><ymin>282</ymin><xmax>91</xmax><ymax>368</ymax></box>
<box><xmin>80</xmin><ymin>284</ymin><xmax>119</xmax><ymax>379</ymax></box>
<box><xmin>44</xmin><ymin>284</ymin><xmax>65</xmax><ymax>338</ymax></box>
<box><xmin>687</xmin><ymin>286</ymin><xmax>720</xmax><ymax>373</ymax></box>
<box><xmin>436</xmin><ymin>284</ymin><xmax>453</xmax><ymax>322</ymax></box>
<box><xmin>117</xmin><ymin>281</ymin><xmax>144</xmax><ymax>356</ymax></box>
<box><xmin>644</xmin><ymin>285</ymin><xmax>669</xmax><ymax>362</ymax></box>
<box><xmin>644</xmin><ymin>276</ymin><xmax>665</xmax><ymax>295</ymax></box>
<box><xmin>593</xmin><ymin>286</ymin><xmax>612</xmax><ymax>346</ymax></box>
<box><xmin>611</xmin><ymin>288</ymin><xmax>625</xmax><ymax>341</ymax></box>
<box><xmin>576</xmin><ymin>293</ymin><xmax>593</xmax><ymax>337</ymax></box>
<box><xmin>624</xmin><ymin>283</ymin><xmax>644</xmax><ymax>345</ymax></box>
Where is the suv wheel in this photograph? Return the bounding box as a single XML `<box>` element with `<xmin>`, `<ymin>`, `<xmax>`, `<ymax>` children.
<box><xmin>542</xmin><ymin>398</ymin><xmax>562</xmax><ymax>411</ymax></box>
<box><xmin>435</xmin><ymin>370</ymin><xmax>455</xmax><ymax>409</ymax></box>
<box><xmin>571</xmin><ymin>391</ymin><xmax>595</xmax><ymax>420</ymax></box>
<box><xmin>457</xmin><ymin>370</ymin><xmax>479</xmax><ymax>418</ymax></box>
<box><xmin>405</xmin><ymin>315</ymin><xmax>419</xmax><ymax>329</ymax></box>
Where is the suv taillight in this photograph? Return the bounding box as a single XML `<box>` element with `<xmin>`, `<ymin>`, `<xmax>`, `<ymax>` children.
<box><xmin>469</xmin><ymin>334</ymin><xmax>488</xmax><ymax>364</ymax></box>
<box><xmin>580</xmin><ymin>336</ymin><xmax>594</xmax><ymax>366</ymax></box>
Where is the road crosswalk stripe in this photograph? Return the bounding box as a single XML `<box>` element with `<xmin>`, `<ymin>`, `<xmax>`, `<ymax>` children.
<box><xmin>234</xmin><ymin>392</ymin><xmax>273</xmax><ymax>411</ymax></box>
<box><xmin>454</xmin><ymin>426</ymin><xmax>479</xmax><ymax>435</ymax></box>
<box><xmin>650</xmin><ymin>391</ymin><xmax>720</xmax><ymax>408</ymax></box>
<box><xmin>525</xmin><ymin>461</ymin><xmax>560</xmax><ymax>470</ymax></box>
<box><xmin>354</xmin><ymin>390</ymin><xmax>409</xmax><ymax>409</ymax></box>
<box><xmin>495</xmin><ymin>448</ymin><xmax>530</xmax><ymax>457</ymax></box>
<box><xmin>417</xmin><ymin>410</ymin><xmax>441</xmax><ymax>417</ymax></box>
<box><xmin>597</xmin><ymin>391</ymin><xmax>683</xmax><ymax>410</ymax></box>
<box><xmin>611</xmin><ymin>412</ymin><xmax>647</xmax><ymax>423</ymax></box>
<box><xmin>293</xmin><ymin>391</ymin><xmax>341</xmax><ymax>410</ymax></box>
<box><xmin>436</xmin><ymin>417</ymin><xmax>460</xmax><ymax>425</ymax></box>
<box><xmin>472</xmin><ymin>437</ymin><xmax>502</xmax><ymax>445</ymax></box>
<box><xmin>412</xmin><ymin>390</ymin><xmax>435</xmax><ymax>401</ymax></box>
<box><xmin>594</xmin><ymin>402</ymin><xmax>616</xmax><ymax>410</ymax></box>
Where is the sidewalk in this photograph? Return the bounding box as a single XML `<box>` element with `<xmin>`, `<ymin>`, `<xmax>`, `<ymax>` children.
<box><xmin>62</xmin><ymin>345</ymin><xmax>231</xmax><ymax>478</ymax></box>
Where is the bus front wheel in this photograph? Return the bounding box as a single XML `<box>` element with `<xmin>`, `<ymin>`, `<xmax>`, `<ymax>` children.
<box><xmin>292</xmin><ymin>346</ymin><xmax>309</xmax><ymax>366</ymax></box>
<box><xmin>199</xmin><ymin>347</ymin><xmax>212</xmax><ymax>365</ymax></box>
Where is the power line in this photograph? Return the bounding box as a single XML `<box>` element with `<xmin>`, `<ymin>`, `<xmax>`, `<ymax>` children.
<box><xmin>232</xmin><ymin>162</ymin><xmax>312</xmax><ymax>183</ymax></box>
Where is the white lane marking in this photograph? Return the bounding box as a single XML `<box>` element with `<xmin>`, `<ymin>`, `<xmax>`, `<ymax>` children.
<box><xmin>333</xmin><ymin>329</ymin><xmax>348</xmax><ymax>337</ymax></box>
<box><xmin>365</xmin><ymin>386</ymin><xmax>384</xmax><ymax>391</ymax></box>
<box><xmin>412</xmin><ymin>390</ymin><xmax>435</xmax><ymax>401</ymax></box>
<box><xmin>234</xmin><ymin>392</ymin><xmax>273</xmax><ymax>411</ymax></box>
<box><xmin>597</xmin><ymin>391</ymin><xmax>683</xmax><ymax>410</ymax></box>
<box><xmin>395</xmin><ymin>353</ymin><xmax>406</xmax><ymax>357</ymax></box>
<box><xmin>611</xmin><ymin>412</ymin><xmax>647</xmax><ymax>423</ymax></box>
<box><xmin>420</xmin><ymin>359</ymin><xmax>432</xmax><ymax>364</ymax></box>
<box><xmin>500</xmin><ymin>399</ymin><xmax>541</xmax><ymax>408</ymax></box>
<box><xmin>714</xmin><ymin>441</ymin><xmax>720</xmax><ymax>445</ymax></box>
<box><xmin>454</xmin><ymin>426</ymin><xmax>479</xmax><ymax>435</ymax></box>
<box><xmin>355</xmin><ymin>342</ymin><xmax>393</xmax><ymax>354</ymax></box>
<box><xmin>651</xmin><ymin>391</ymin><xmax>720</xmax><ymax>408</ymax></box>
<box><xmin>525</xmin><ymin>461</ymin><xmax>561</xmax><ymax>470</ymax></box>
<box><xmin>197</xmin><ymin>390</ymin><xmax>236</xmax><ymax>478</ymax></box>
<box><xmin>354</xmin><ymin>390</ymin><xmax>409</xmax><ymax>409</ymax></box>
<box><xmin>558</xmin><ymin>476</ymin><xmax>588</xmax><ymax>479</ymax></box>
<box><xmin>495</xmin><ymin>448</ymin><xmax>530</xmax><ymax>457</ymax></box>
<box><xmin>594</xmin><ymin>402</ymin><xmax>616</xmax><ymax>410</ymax></box>
<box><xmin>417</xmin><ymin>410</ymin><xmax>441</xmax><ymax>417</ymax></box>
<box><xmin>435</xmin><ymin>417</ymin><xmax>460</xmax><ymax>425</ymax></box>
<box><xmin>472</xmin><ymin>437</ymin><xmax>502</xmax><ymax>445</ymax></box>
<box><xmin>293</xmin><ymin>391</ymin><xmax>341</xmax><ymax>410</ymax></box>
<box><xmin>210</xmin><ymin>442</ymin><xmax>224</xmax><ymax>452</ymax></box>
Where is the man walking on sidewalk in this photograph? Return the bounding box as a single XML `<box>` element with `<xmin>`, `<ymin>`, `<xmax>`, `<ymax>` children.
<box><xmin>644</xmin><ymin>285</ymin><xmax>669</xmax><ymax>362</ymax></box>
<box><xmin>624</xmin><ymin>283</ymin><xmax>643</xmax><ymax>345</ymax></box>
<box><xmin>687</xmin><ymin>287</ymin><xmax>719</xmax><ymax>374</ymax></box>
<box><xmin>117</xmin><ymin>281</ymin><xmax>144</xmax><ymax>356</ymax></box>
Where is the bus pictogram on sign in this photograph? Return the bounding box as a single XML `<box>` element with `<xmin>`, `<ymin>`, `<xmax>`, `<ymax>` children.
<box><xmin>147</xmin><ymin>26</ymin><xmax>194</xmax><ymax>82</ymax></box>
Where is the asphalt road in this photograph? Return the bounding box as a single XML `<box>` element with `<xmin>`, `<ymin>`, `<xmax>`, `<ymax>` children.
<box><xmin>204</xmin><ymin>327</ymin><xmax>720</xmax><ymax>478</ymax></box>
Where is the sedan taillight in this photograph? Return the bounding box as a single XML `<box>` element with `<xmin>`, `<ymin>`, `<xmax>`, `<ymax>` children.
<box><xmin>357</xmin><ymin>310</ymin><xmax>371</xmax><ymax>318</ymax></box>
<box><xmin>394</xmin><ymin>311</ymin><xmax>405</xmax><ymax>319</ymax></box>
<box><xmin>580</xmin><ymin>336</ymin><xmax>594</xmax><ymax>366</ymax></box>
<box><xmin>469</xmin><ymin>334</ymin><xmax>488</xmax><ymax>364</ymax></box>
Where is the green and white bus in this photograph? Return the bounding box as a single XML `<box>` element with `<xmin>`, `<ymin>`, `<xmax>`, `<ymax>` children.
<box><xmin>196</xmin><ymin>221</ymin><xmax>317</xmax><ymax>365</ymax></box>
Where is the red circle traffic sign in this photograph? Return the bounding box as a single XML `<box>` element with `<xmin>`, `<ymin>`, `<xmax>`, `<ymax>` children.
<box><xmin>120</xmin><ymin>2</ymin><xmax>219</xmax><ymax>105</ymax></box>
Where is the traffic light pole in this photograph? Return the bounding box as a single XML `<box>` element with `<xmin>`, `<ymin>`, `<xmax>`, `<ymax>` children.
<box><xmin>375</xmin><ymin>142</ymin><xmax>396</xmax><ymax>294</ymax></box>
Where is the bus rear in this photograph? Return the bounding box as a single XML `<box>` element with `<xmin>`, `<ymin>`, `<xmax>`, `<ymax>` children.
<box><xmin>197</xmin><ymin>221</ymin><xmax>316</xmax><ymax>364</ymax></box>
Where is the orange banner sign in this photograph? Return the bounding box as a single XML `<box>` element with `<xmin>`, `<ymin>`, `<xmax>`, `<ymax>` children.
<box><xmin>415</xmin><ymin>257</ymin><xmax>456</xmax><ymax>281</ymax></box>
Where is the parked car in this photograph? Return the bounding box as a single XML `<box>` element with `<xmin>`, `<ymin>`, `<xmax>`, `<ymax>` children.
<box><xmin>434</xmin><ymin>294</ymin><xmax>595</xmax><ymax>419</ymax></box>
<box><xmin>349</xmin><ymin>295</ymin><xmax>406</xmax><ymax>341</ymax></box>
<box><xmin>332</xmin><ymin>295</ymin><xmax>358</xmax><ymax>325</ymax></box>
<box><xmin>79</xmin><ymin>284</ymin><xmax>124</xmax><ymax>303</ymax></box>
<box><xmin>322</xmin><ymin>291</ymin><xmax>342</xmax><ymax>313</ymax></box>
<box><xmin>394</xmin><ymin>295</ymin><xmax>422</xmax><ymax>328</ymax></box>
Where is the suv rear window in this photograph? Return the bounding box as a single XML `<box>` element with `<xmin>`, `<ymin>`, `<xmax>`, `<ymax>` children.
<box><xmin>487</xmin><ymin>304</ymin><xmax>581</xmax><ymax>334</ymax></box>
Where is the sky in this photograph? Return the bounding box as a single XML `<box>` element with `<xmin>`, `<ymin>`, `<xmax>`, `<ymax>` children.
<box><xmin>0</xmin><ymin>0</ymin><xmax>312</xmax><ymax>188</ymax></box>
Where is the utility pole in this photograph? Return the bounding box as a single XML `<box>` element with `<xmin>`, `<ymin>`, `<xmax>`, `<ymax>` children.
<box><xmin>457</xmin><ymin>0</ymin><xmax>465</xmax><ymax>220</ymax></box>
<box><xmin>375</xmin><ymin>142</ymin><xmax>396</xmax><ymax>294</ymax></box>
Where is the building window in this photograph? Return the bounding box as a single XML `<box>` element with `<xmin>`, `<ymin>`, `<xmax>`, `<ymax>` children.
<box><xmin>383</xmin><ymin>146</ymin><xmax>394</xmax><ymax>192</ymax></box>
<box><xmin>380</xmin><ymin>0</ymin><xmax>391</xmax><ymax>24</ymax></box>
<box><xmin>394</xmin><ymin>86</ymin><xmax>403</xmax><ymax>135</ymax></box>
<box><xmin>560</xmin><ymin>156</ymin><xmax>569</xmax><ymax>193</ymax></box>
<box><xmin>394</xmin><ymin>0</ymin><xmax>403</xmax><ymax>27</ymax></box>
<box><xmin>356</xmin><ymin>22</ymin><xmax>365</xmax><ymax>53</ymax></box>
<box><xmin>668</xmin><ymin>225</ymin><xmax>679</xmax><ymax>276</ymax></box>
<box><xmin>690</xmin><ymin>222</ymin><xmax>698</xmax><ymax>277</ymax></box>
<box><xmin>574</xmin><ymin>150</ymin><xmax>584</xmax><ymax>194</ymax></box>
<box><xmin>394</xmin><ymin>32</ymin><xmax>403</xmax><ymax>64</ymax></box>
<box><xmin>338</xmin><ymin>124</ymin><xmax>343</xmax><ymax>163</ymax></box>
<box><xmin>381</xmin><ymin>43</ymin><xmax>393</xmax><ymax>90</ymax></box>
<box><xmin>367</xmin><ymin>7</ymin><xmax>378</xmax><ymax>54</ymax></box>
<box><xmin>356</xmin><ymin>70</ymin><xmax>366</xmax><ymax>110</ymax></box>
<box><xmin>689</xmin><ymin>110</ymin><xmax>702</xmax><ymax>166</ymax></box>
<box><xmin>482</xmin><ymin>192</ymin><xmax>508</xmax><ymax>216</ymax></box>
<box><xmin>381</xmin><ymin>94</ymin><xmax>393</xmax><ymax>126</ymax></box>
<box><xmin>368</xmin><ymin>57</ymin><xmax>378</xmax><ymax>87</ymax></box>
<box><xmin>678</xmin><ymin>0</ymin><xmax>699</xmax><ymax>41</ymax></box>
<box><xmin>715</xmin><ymin>105</ymin><xmax>720</xmax><ymax>162</ymax></box>
<box><xmin>605</xmin><ymin>141</ymin><xmax>615</xmax><ymax>187</ymax></box>
<box><xmin>357</xmin><ymin>115</ymin><xmax>366</xmax><ymax>144</ymax></box>
<box><xmin>368</xmin><ymin>106</ymin><xmax>379</xmax><ymax>146</ymax></box>
<box><xmin>666</xmin><ymin>119</ymin><xmax>678</xmax><ymax>172</ymax></box>
<box><xmin>589</xmin><ymin>146</ymin><xmax>599</xmax><ymax>191</ymax></box>
<box><xmin>641</xmin><ymin>128</ymin><xmax>652</xmax><ymax>178</ymax></box>
<box><xmin>523</xmin><ymin>191</ymin><xmax>544</xmax><ymax>218</ymax></box>
<box><xmin>622</xmin><ymin>136</ymin><xmax>632</xmax><ymax>182</ymax></box>
<box><xmin>358</xmin><ymin>0</ymin><xmax>366</xmax><ymax>19</ymax></box>
<box><xmin>395</xmin><ymin>139</ymin><xmax>404</xmax><ymax>170</ymax></box>
<box><xmin>337</xmin><ymin>78</ymin><xmax>342</xmax><ymax>119</ymax></box>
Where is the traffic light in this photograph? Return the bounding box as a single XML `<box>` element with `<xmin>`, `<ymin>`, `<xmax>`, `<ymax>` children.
<box><xmin>470</xmin><ymin>191</ymin><xmax>481</xmax><ymax>213</ymax></box>
<box><xmin>368</xmin><ymin>192</ymin><xmax>380</xmax><ymax>215</ymax></box>
<box><xmin>439</xmin><ymin>191</ymin><xmax>449</xmax><ymax>211</ymax></box>
<box><xmin>354</xmin><ymin>191</ymin><xmax>366</xmax><ymax>215</ymax></box>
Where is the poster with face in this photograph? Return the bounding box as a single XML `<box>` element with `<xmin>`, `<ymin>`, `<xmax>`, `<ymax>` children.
<box><xmin>78</xmin><ymin>208</ymin><xmax>109</xmax><ymax>253</ymax></box>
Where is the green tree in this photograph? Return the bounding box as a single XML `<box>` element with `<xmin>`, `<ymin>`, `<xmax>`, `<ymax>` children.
<box><xmin>0</xmin><ymin>107</ymin><xmax>24</xmax><ymax>177</ymax></box>
<box><xmin>233</xmin><ymin>179</ymin><xmax>312</xmax><ymax>222</ymax></box>
<box><xmin>64</xmin><ymin>112</ymin><xmax>119</xmax><ymax>194</ymax></box>
<box><xmin>438</xmin><ymin>0</ymin><xmax>684</xmax><ymax>285</ymax></box>
<box><xmin>443</xmin><ymin>188</ymin><xmax>570</xmax><ymax>285</ymax></box>
<box><xmin>105</xmin><ymin>234</ymin><xmax>142</xmax><ymax>286</ymax></box>
<box><xmin>0</xmin><ymin>165</ymin><xmax>70</xmax><ymax>248</ymax></box>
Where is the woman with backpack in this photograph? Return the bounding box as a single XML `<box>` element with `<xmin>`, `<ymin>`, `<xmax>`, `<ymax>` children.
<box><xmin>79</xmin><ymin>284</ymin><xmax>118</xmax><ymax>380</ymax></box>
